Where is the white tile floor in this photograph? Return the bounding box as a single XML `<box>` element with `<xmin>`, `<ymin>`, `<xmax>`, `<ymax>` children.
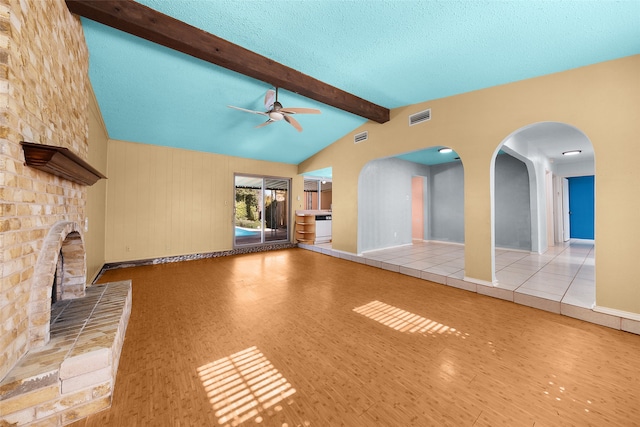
<box><xmin>301</xmin><ymin>239</ymin><xmax>640</xmax><ymax>333</ymax></box>
<box><xmin>301</xmin><ymin>239</ymin><xmax>605</xmax><ymax>319</ymax></box>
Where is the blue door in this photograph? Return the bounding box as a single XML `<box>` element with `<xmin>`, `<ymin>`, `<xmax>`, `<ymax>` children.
<box><xmin>568</xmin><ymin>176</ymin><xmax>594</xmax><ymax>239</ymax></box>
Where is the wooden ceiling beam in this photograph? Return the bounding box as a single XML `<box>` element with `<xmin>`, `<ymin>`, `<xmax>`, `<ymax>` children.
<box><xmin>65</xmin><ymin>0</ymin><xmax>390</xmax><ymax>124</ymax></box>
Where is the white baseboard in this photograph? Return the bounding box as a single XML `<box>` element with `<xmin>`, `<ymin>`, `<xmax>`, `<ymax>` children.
<box><xmin>424</xmin><ymin>239</ymin><xmax>465</xmax><ymax>247</ymax></box>
<box><xmin>494</xmin><ymin>246</ymin><xmax>531</xmax><ymax>254</ymax></box>
<box><xmin>593</xmin><ymin>306</ymin><xmax>640</xmax><ymax>322</ymax></box>
<box><xmin>361</xmin><ymin>243</ymin><xmax>412</xmax><ymax>255</ymax></box>
<box><xmin>464</xmin><ymin>276</ymin><xmax>496</xmax><ymax>287</ymax></box>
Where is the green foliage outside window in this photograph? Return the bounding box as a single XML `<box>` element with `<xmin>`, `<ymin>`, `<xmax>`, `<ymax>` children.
<box><xmin>235</xmin><ymin>188</ymin><xmax>260</xmax><ymax>228</ymax></box>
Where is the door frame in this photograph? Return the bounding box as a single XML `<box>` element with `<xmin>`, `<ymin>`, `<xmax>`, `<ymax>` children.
<box><xmin>233</xmin><ymin>174</ymin><xmax>291</xmax><ymax>248</ymax></box>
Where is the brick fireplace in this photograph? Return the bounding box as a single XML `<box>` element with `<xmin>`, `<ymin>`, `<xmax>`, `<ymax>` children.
<box><xmin>0</xmin><ymin>1</ymin><xmax>130</xmax><ymax>425</ymax></box>
<box><xmin>0</xmin><ymin>0</ymin><xmax>90</xmax><ymax>382</ymax></box>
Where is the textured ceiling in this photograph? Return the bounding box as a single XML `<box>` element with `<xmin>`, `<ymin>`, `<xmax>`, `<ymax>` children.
<box><xmin>82</xmin><ymin>0</ymin><xmax>640</xmax><ymax>165</ymax></box>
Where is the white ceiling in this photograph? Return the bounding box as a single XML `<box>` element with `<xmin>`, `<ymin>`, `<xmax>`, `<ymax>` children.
<box><xmin>504</xmin><ymin>122</ymin><xmax>594</xmax><ymax>165</ymax></box>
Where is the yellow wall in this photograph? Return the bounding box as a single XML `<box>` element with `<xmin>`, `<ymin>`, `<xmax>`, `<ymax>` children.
<box><xmin>86</xmin><ymin>86</ymin><xmax>109</xmax><ymax>282</ymax></box>
<box><xmin>104</xmin><ymin>140</ymin><xmax>302</xmax><ymax>262</ymax></box>
<box><xmin>299</xmin><ymin>55</ymin><xmax>640</xmax><ymax>315</ymax></box>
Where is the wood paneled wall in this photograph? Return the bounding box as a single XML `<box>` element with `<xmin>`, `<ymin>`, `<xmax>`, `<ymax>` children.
<box><xmin>105</xmin><ymin>140</ymin><xmax>301</xmax><ymax>262</ymax></box>
<box><xmin>86</xmin><ymin>86</ymin><xmax>109</xmax><ymax>282</ymax></box>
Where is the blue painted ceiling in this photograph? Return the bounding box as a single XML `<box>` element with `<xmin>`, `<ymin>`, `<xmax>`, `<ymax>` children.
<box><xmin>396</xmin><ymin>147</ymin><xmax>460</xmax><ymax>166</ymax></box>
<box><xmin>82</xmin><ymin>0</ymin><xmax>640</xmax><ymax>165</ymax></box>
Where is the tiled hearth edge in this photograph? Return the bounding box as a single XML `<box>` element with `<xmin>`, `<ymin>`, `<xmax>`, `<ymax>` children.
<box><xmin>0</xmin><ymin>281</ymin><xmax>132</xmax><ymax>426</ymax></box>
<box><xmin>95</xmin><ymin>243</ymin><xmax>298</xmax><ymax>282</ymax></box>
<box><xmin>298</xmin><ymin>243</ymin><xmax>640</xmax><ymax>336</ymax></box>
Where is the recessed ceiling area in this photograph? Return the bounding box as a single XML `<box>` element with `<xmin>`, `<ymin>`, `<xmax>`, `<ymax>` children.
<box><xmin>503</xmin><ymin>122</ymin><xmax>594</xmax><ymax>165</ymax></box>
<box><xmin>79</xmin><ymin>0</ymin><xmax>640</xmax><ymax>164</ymax></box>
<box><xmin>396</xmin><ymin>147</ymin><xmax>460</xmax><ymax>166</ymax></box>
<box><xmin>393</xmin><ymin>122</ymin><xmax>593</xmax><ymax>169</ymax></box>
<box><xmin>304</xmin><ymin>167</ymin><xmax>333</xmax><ymax>181</ymax></box>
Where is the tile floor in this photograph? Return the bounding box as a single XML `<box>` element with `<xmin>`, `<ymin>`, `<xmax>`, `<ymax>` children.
<box><xmin>299</xmin><ymin>239</ymin><xmax>619</xmax><ymax>328</ymax></box>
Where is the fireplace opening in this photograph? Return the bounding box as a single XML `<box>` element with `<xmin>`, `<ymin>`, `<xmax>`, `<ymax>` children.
<box><xmin>52</xmin><ymin>268</ymin><xmax>57</xmax><ymax>306</ymax></box>
<box><xmin>29</xmin><ymin>221</ymin><xmax>88</xmax><ymax>347</ymax></box>
<box><xmin>52</xmin><ymin>249</ymin><xmax>63</xmax><ymax>305</ymax></box>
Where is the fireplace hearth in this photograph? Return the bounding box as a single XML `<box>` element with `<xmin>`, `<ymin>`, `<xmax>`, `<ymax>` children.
<box><xmin>0</xmin><ymin>221</ymin><xmax>132</xmax><ymax>426</ymax></box>
<box><xmin>0</xmin><ymin>281</ymin><xmax>132</xmax><ymax>425</ymax></box>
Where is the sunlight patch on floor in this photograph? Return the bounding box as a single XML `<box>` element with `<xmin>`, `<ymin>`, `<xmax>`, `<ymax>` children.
<box><xmin>353</xmin><ymin>300</ymin><xmax>468</xmax><ymax>338</ymax></box>
<box><xmin>197</xmin><ymin>346</ymin><xmax>296</xmax><ymax>426</ymax></box>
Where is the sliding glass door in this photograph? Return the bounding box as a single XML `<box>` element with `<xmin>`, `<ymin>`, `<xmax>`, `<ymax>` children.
<box><xmin>234</xmin><ymin>175</ymin><xmax>290</xmax><ymax>247</ymax></box>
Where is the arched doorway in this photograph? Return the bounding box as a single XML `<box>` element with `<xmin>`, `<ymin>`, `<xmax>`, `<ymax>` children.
<box><xmin>490</xmin><ymin>122</ymin><xmax>595</xmax><ymax>308</ymax></box>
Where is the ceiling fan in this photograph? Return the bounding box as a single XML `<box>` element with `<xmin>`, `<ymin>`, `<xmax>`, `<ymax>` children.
<box><xmin>228</xmin><ymin>88</ymin><xmax>321</xmax><ymax>132</ymax></box>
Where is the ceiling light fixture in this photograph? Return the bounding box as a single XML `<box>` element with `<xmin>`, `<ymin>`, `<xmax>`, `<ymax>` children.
<box><xmin>562</xmin><ymin>150</ymin><xmax>582</xmax><ymax>156</ymax></box>
<box><xmin>438</xmin><ymin>148</ymin><xmax>453</xmax><ymax>154</ymax></box>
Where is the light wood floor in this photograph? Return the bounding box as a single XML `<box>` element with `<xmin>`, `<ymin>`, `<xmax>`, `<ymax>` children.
<box><xmin>71</xmin><ymin>248</ymin><xmax>640</xmax><ymax>427</ymax></box>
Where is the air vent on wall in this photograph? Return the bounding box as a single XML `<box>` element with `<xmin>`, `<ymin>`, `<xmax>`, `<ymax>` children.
<box><xmin>354</xmin><ymin>131</ymin><xmax>368</xmax><ymax>144</ymax></box>
<box><xmin>409</xmin><ymin>109</ymin><xmax>431</xmax><ymax>126</ymax></box>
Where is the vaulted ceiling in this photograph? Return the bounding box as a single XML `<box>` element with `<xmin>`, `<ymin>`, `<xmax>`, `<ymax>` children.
<box><xmin>78</xmin><ymin>0</ymin><xmax>640</xmax><ymax>166</ymax></box>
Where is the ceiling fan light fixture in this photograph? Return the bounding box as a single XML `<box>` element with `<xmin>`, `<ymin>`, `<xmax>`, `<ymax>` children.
<box><xmin>228</xmin><ymin>88</ymin><xmax>320</xmax><ymax>132</ymax></box>
<box><xmin>269</xmin><ymin>111</ymin><xmax>285</xmax><ymax>121</ymax></box>
<box><xmin>562</xmin><ymin>150</ymin><xmax>582</xmax><ymax>156</ymax></box>
<box><xmin>438</xmin><ymin>147</ymin><xmax>453</xmax><ymax>154</ymax></box>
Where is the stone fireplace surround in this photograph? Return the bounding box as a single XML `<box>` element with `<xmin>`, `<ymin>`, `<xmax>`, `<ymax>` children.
<box><xmin>0</xmin><ymin>1</ymin><xmax>130</xmax><ymax>424</ymax></box>
<box><xmin>0</xmin><ymin>221</ymin><xmax>132</xmax><ymax>426</ymax></box>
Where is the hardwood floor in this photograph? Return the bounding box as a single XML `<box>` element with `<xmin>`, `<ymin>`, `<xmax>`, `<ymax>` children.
<box><xmin>71</xmin><ymin>248</ymin><xmax>640</xmax><ymax>426</ymax></box>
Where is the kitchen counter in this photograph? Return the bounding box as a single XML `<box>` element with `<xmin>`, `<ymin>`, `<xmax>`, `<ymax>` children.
<box><xmin>295</xmin><ymin>209</ymin><xmax>332</xmax><ymax>215</ymax></box>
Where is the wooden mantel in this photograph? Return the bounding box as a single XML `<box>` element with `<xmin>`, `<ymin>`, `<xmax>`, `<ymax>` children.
<box><xmin>21</xmin><ymin>141</ymin><xmax>106</xmax><ymax>186</ymax></box>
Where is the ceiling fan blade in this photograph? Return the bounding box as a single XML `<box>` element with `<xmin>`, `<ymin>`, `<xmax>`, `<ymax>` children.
<box><xmin>264</xmin><ymin>89</ymin><xmax>276</xmax><ymax>109</ymax></box>
<box><xmin>255</xmin><ymin>119</ymin><xmax>274</xmax><ymax>129</ymax></box>
<box><xmin>283</xmin><ymin>114</ymin><xmax>303</xmax><ymax>132</ymax></box>
<box><xmin>280</xmin><ymin>107</ymin><xmax>321</xmax><ymax>115</ymax></box>
<box><xmin>228</xmin><ymin>105</ymin><xmax>267</xmax><ymax>116</ymax></box>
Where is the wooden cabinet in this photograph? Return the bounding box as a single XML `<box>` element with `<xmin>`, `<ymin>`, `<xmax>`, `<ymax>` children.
<box><xmin>295</xmin><ymin>212</ymin><xmax>315</xmax><ymax>243</ymax></box>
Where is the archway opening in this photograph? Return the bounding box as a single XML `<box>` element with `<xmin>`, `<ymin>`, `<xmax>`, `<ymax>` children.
<box><xmin>490</xmin><ymin>122</ymin><xmax>595</xmax><ymax>308</ymax></box>
<box><xmin>358</xmin><ymin>146</ymin><xmax>464</xmax><ymax>254</ymax></box>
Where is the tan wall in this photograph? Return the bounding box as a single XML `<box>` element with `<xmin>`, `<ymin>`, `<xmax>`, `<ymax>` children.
<box><xmin>105</xmin><ymin>140</ymin><xmax>302</xmax><ymax>262</ymax></box>
<box><xmin>86</xmin><ymin>86</ymin><xmax>108</xmax><ymax>282</ymax></box>
<box><xmin>299</xmin><ymin>55</ymin><xmax>640</xmax><ymax>315</ymax></box>
<box><xmin>0</xmin><ymin>0</ymin><xmax>89</xmax><ymax>379</ymax></box>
